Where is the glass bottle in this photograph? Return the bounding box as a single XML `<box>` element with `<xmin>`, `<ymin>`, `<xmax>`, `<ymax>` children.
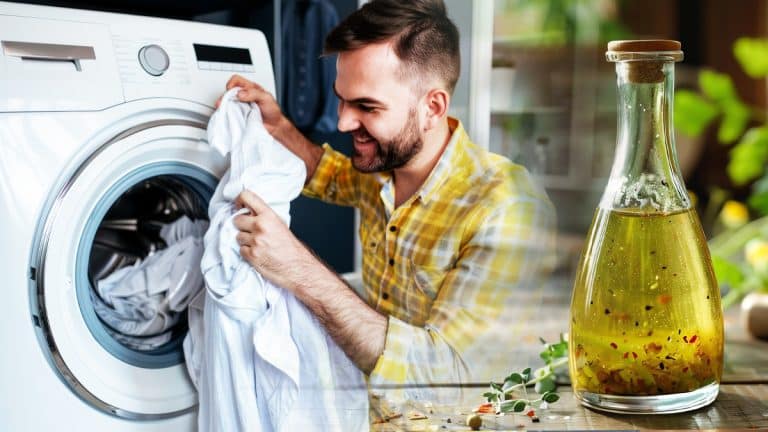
<box><xmin>568</xmin><ymin>40</ymin><xmax>724</xmax><ymax>414</ymax></box>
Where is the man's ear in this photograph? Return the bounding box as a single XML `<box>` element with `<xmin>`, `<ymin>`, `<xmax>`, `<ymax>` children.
<box><xmin>422</xmin><ymin>87</ymin><xmax>450</xmax><ymax>131</ymax></box>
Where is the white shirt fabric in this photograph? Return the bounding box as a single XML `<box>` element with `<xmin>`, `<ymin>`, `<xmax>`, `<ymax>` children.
<box><xmin>92</xmin><ymin>216</ymin><xmax>208</xmax><ymax>350</ymax></box>
<box><xmin>184</xmin><ymin>88</ymin><xmax>368</xmax><ymax>432</ymax></box>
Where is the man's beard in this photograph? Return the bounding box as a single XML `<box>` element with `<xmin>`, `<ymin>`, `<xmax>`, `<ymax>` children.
<box><xmin>351</xmin><ymin>109</ymin><xmax>423</xmax><ymax>173</ymax></box>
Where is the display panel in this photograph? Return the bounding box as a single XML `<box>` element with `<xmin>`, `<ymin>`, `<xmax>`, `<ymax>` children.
<box><xmin>193</xmin><ymin>43</ymin><xmax>252</xmax><ymax>65</ymax></box>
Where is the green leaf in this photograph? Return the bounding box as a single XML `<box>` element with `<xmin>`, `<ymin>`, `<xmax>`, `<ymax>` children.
<box><xmin>505</xmin><ymin>373</ymin><xmax>523</xmax><ymax>385</ymax></box>
<box><xmin>711</xmin><ymin>255</ymin><xmax>745</xmax><ymax>289</ymax></box>
<box><xmin>499</xmin><ymin>400</ymin><xmax>519</xmax><ymax>414</ymax></box>
<box><xmin>490</xmin><ymin>382</ymin><xmax>502</xmax><ymax>392</ymax></box>
<box><xmin>674</xmin><ymin>90</ymin><xmax>719</xmax><ymax>137</ymax></box>
<box><xmin>727</xmin><ymin>127</ymin><xmax>768</xmax><ymax>185</ymax></box>
<box><xmin>718</xmin><ymin>99</ymin><xmax>751</xmax><ymax>144</ymax></box>
<box><xmin>502</xmin><ymin>379</ymin><xmax>518</xmax><ymax>393</ymax></box>
<box><xmin>748</xmin><ymin>174</ymin><xmax>768</xmax><ymax>215</ymax></box>
<box><xmin>699</xmin><ymin>70</ymin><xmax>737</xmax><ymax>103</ymax></box>
<box><xmin>551</xmin><ymin>341</ymin><xmax>568</xmax><ymax>357</ymax></box>
<box><xmin>542</xmin><ymin>392</ymin><xmax>560</xmax><ymax>403</ymax></box>
<box><xmin>749</xmin><ymin>193</ymin><xmax>768</xmax><ymax>217</ymax></box>
<box><xmin>512</xmin><ymin>400</ymin><xmax>528</xmax><ymax>412</ymax></box>
<box><xmin>734</xmin><ymin>37</ymin><xmax>768</xmax><ymax>78</ymax></box>
<box><xmin>535</xmin><ymin>377</ymin><xmax>556</xmax><ymax>394</ymax></box>
<box><xmin>483</xmin><ymin>392</ymin><xmax>498</xmax><ymax>402</ymax></box>
<box><xmin>521</xmin><ymin>368</ymin><xmax>532</xmax><ymax>381</ymax></box>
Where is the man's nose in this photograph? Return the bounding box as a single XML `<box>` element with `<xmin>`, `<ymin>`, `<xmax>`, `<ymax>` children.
<box><xmin>337</xmin><ymin>102</ymin><xmax>360</xmax><ymax>133</ymax></box>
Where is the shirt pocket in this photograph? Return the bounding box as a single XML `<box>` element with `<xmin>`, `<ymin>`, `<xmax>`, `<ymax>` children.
<box><xmin>404</xmin><ymin>260</ymin><xmax>444</xmax><ymax>325</ymax></box>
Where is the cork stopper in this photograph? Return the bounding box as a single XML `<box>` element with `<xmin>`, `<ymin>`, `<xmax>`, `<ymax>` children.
<box><xmin>607</xmin><ymin>40</ymin><xmax>681</xmax><ymax>53</ymax></box>
<box><xmin>606</xmin><ymin>40</ymin><xmax>683</xmax><ymax>84</ymax></box>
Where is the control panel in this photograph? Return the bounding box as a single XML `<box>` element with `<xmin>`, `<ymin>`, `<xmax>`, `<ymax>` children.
<box><xmin>0</xmin><ymin>1</ymin><xmax>276</xmax><ymax>110</ymax></box>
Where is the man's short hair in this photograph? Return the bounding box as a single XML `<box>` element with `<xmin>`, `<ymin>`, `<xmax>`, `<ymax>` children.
<box><xmin>323</xmin><ymin>0</ymin><xmax>460</xmax><ymax>94</ymax></box>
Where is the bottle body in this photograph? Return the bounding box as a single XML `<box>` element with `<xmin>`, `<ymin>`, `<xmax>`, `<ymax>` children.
<box><xmin>569</xmin><ymin>41</ymin><xmax>724</xmax><ymax>413</ymax></box>
<box><xmin>569</xmin><ymin>207</ymin><xmax>723</xmax><ymax>412</ymax></box>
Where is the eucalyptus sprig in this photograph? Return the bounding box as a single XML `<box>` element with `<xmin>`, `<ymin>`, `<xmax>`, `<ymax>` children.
<box><xmin>483</xmin><ymin>335</ymin><xmax>569</xmax><ymax>415</ymax></box>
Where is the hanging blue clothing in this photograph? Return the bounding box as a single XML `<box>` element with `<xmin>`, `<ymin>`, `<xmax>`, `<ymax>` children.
<box><xmin>282</xmin><ymin>0</ymin><xmax>340</xmax><ymax>134</ymax></box>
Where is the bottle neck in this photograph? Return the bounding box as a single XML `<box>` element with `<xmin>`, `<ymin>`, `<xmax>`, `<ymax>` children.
<box><xmin>601</xmin><ymin>60</ymin><xmax>690</xmax><ymax>213</ymax></box>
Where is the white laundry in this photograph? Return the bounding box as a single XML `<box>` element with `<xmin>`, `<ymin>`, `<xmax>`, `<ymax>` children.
<box><xmin>183</xmin><ymin>88</ymin><xmax>368</xmax><ymax>432</ymax></box>
<box><xmin>160</xmin><ymin>215</ymin><xmax>209</xmax><ymax>244</ymax></box>
<box><xmin>92</xmin><ymin>216</ymin><xmax>209</xmax><ymax>350</ymax></box>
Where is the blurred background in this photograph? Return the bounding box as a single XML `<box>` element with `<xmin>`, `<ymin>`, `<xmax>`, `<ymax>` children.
<box><xmin>13</xmin><ymin>0</ymin><xmax>768</xmax><ymax>280</ymax></box>
<box><xmin>483</xmin><ymin>0</ymin><xmax>768</xmax><ymax>279</ymax></box>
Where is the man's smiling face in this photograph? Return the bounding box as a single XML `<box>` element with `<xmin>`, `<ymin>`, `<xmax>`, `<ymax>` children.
<box><xmin>333</xmin><ymin>42</ymin><xmax>424</xmax><ymax>173</ymax></box>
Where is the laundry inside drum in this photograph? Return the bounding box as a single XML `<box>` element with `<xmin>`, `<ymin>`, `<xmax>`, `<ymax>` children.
<box><xmin>87</xmin><ymin>175</ymin><xmax>210</xmax><ymax>353</ymax></box>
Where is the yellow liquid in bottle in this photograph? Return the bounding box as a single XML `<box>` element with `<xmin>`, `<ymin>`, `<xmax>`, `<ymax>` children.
<box><xmin>569</xmin><ymin>207</ymin><xmax>723</xmax><ymax>397</ymax></box>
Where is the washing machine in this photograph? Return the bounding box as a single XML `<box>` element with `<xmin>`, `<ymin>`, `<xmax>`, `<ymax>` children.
<box><xmin>0</xmin><ymin>2</ymin><xmax>275</xmax><ymax>430</ymax></box>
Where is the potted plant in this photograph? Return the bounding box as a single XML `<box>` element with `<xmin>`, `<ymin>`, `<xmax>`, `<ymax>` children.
<box><xmin>675</xmin><ymin>37</ymin><xmax>768</xmax><ymax>339</ymax></box>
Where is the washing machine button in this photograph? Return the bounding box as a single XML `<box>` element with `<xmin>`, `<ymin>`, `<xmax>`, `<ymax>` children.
<box><xmin>138</xmin><ymin>44</ymin><xmax>170</xmax><ymax>76</ymax></box>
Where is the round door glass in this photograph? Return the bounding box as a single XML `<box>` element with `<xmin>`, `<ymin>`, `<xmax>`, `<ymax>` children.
<box><xmin>76</xmin><ymin>163</ymin><xmax>215</xmax><ymax>369</ymax></box>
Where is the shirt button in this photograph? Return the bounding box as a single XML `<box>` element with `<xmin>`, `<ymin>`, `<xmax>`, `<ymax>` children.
<box><xmin>388</xmin><ymin>258</ymin><xmax>395</xmax><ymax>266</ymax></box>
<box><xmin>382</xmin><ymin>292</ymin><xmax>390</xmax><ymax>300</ymax></box>
<box><xmin>389</xmin><ymin>226</ymin><xmax>397</xmax><ymax>232</ymax></box>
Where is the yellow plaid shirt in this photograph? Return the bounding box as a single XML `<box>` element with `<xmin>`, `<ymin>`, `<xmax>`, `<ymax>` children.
<box><xmin>303</xmin><ymin>118</ymin><xmax>555</xmax><ymax>396</ymax></box>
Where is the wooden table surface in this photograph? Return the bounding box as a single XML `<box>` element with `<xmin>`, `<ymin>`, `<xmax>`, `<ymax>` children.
<box><xmin>369</xmin><ymin>274</ymin><xmax>768</xmax><ymax>431</ymax></box>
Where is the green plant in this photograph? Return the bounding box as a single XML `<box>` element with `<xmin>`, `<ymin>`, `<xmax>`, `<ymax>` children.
<box><xmin>675</xmin><ymin>37</ymin><xmax>768</xmax><ymax>309</ymax></box>
<box><xmin>675</xmin><ymin>37</ymin><xmax>768</xmax><ymax>213</ymax></box>
<box><xmin>482</xmin><ymin>336</ymin><xmax>568</xmax><ymax>417</ymax></box>
<box><xmin>709</xmin><ymin>214</ymin><xmax>768</xmax><ymax>308</ymax></box>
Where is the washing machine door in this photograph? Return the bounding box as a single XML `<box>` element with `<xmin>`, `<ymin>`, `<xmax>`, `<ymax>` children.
<box><xmin>30</xmin><ymin>117</ymin><xmax>226</xmax><ymax>419</ymax></box>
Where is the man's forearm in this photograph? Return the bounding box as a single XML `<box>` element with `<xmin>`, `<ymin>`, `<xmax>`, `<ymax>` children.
<box><xmin>289</xmin><ymin>263</ymin><xmax>387</xmax><ymax>374</ymax></box>
<box><xmin>273</xmin><ymin>117</ymin><xmax>325</xmax><ymax>183</ymax></box>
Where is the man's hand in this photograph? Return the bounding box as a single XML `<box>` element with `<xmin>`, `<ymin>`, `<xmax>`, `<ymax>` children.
<box><xmin>233</xmin><ymin>190</ymin><xmax>318</xmax><ymax>291</ymax></box>
<box><xmin>216</xmin><ymin>74</ymin><xmax>287</xmax><ymax>137</ymax></box>
<box><xmin>216</xmin><ymin>74</ymin><xmax>325</xmax><ymax>182</ymax></box>
<box><xmin>233</xmin><ymin>189</ymin><xmax>387</xmax><ymax>373</ymax></box>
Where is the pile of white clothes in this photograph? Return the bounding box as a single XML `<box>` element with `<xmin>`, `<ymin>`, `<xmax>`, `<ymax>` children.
<box><xmin>92</xmin><ymin>216</ymin><xmax>208</xmax><ymax>350</ymax></box>
<box><xmin>183</xmin><ymin>88</ymin><xmax>368</xmax><ymax>432</ymax></box>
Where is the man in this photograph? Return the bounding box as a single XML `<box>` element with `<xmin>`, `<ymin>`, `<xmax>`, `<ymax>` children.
<box><xmin>227</xmin><ymin>0</ymin><xmax>555</xmax><ymax>396</ymax></box>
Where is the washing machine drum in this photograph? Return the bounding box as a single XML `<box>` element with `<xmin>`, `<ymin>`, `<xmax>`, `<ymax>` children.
<box><xmin>30</xmin><ymin>120</ymin><xmax>226</xmax><ymax>419</ymax></box>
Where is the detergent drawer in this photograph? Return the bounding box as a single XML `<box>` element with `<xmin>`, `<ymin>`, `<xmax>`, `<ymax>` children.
<box><xmin>0</xmin><ymin>14</ymin><xmax>123</xmax><ymax>112</ymax></box>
